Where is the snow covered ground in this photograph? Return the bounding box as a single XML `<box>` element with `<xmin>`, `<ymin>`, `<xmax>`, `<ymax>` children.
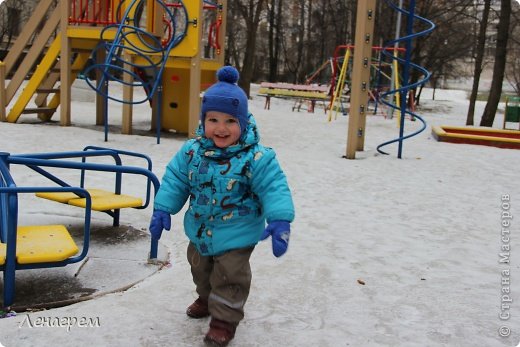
<box><xmin>0</xmin><ymin>82</ymin><xmax>519</xmax><ymax>347</ymax></box>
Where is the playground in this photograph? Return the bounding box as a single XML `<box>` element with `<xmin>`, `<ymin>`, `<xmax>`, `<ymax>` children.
<box><xmin>0</xmin><ymin>0</ymin><xmax>519</xmax><ymax>346</ymax></box>
<box><xmin>0</xmin><ymin>82</ymin><xmax>519</xmax><ymax>346</ymax></box>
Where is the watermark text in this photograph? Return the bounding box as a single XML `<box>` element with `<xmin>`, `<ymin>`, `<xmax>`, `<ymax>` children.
<box><xmin>498</xmin><ymin>194</ymin><xmax>512</xmax><ymax>338</ymax></box>
<box><xmin>19</xmin><ymin>314</ymin><xmax>100</xmax><ymax>332</ymax></box>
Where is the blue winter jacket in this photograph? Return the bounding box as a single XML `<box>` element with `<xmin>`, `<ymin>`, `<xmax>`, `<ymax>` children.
<box><xmin>154</xmin><ymin>114</ymin><xmax>295</xmax><ymax>256</ymax></box>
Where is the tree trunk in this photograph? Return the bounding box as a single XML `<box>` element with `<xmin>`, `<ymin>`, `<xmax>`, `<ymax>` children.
<box><xmin>267</xmin><ymin>0</ymin><xmax>282</xmax><ymax>82</ymax></box>
<box><xmin>294</xmin><ymin>0</ymin><xmax>306</xmax><ymax>83</ymax></box>
<box><xmin>480</xmin><ymin>0</ymin><xmax>511</xmax><ymax>127</ymax></box>
<box><xmin>237</xmin><ymin>0</ymin><xmax>267</xmax><ymax>97</ymax></box>
<box><xmin>274</xmin><ymin>0</ymin><xmax>282</xmax><ymax>79</ymax></box>
<box><xmin>466</xmin><ymin>0</ymin><xmax>490</xmax><ymax>126</ymax></box>
<box><xmin>267</xmin><ymin>1</ymin><xmax>275</xmax><ymax>81</ymax></box>
<box><xmin>303</xmin><ymin>0</ymin><xmax>312</xmax><ymax>79</ymax></box>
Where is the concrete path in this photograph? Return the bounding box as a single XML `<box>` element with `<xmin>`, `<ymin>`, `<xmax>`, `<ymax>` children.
<box><xmin>2</xmin><ymin>224</ymin><xmax>169</xmax><ymax>311</ymax></box>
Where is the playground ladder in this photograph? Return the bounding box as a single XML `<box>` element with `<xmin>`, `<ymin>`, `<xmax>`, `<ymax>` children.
<box><xmin>2</xmin><ymin>1</ymin><xmax>105</xmax><ymax>124</ymax></box>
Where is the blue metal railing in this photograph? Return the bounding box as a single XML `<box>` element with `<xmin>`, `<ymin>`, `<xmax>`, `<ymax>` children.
<box><xmin>0</xmin><ymin>152</ymin><xmax>92</xmax><ymax>308</ymax></box>
<box><xmin>0</xmin><ymin>147</ymin><xmax>162</xmax><ymax>308</ymax></box>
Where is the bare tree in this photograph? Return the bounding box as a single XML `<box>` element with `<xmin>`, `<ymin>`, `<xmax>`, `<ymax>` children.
<box><xmin>466</xmin><ymin>0</ymin><xmax>491</xmax><ymax>125</ymax></box>
<box><xmin>505</xmin><ymin>5</ymin><xmax>520</xmax><ymax>96</ymax></box>
<box><xmin>404</xmin><ymin>0</ymin><xmax>475</xmax><ymax>105</ymax></box>
<box><xmin>281</xmin><ymin>1</ymin><xmax>306</xmax><ymax>83</ymax></box>
<box><xmin>267</xmin><ymin>0</ymin><xmax>283</xmax><ymax>82</ymax></box>
<box><xmin>302</xmin><ymin>0</ymin><xmax>313</xmax><ymax>80</ymax></box>
<box><xmin>223</xmin><ymin>0</ymin><xmax>502</xmax><ymax>107</ymax></box>
<box><xmin>226</xmin><ymin>0</ymin><xmax>267</xmax><ymax>97</ymax></box>
<box><xmin>480</xmin><ymin>0</ymin><xmax>512</xmax><ymax>127</ymax></box>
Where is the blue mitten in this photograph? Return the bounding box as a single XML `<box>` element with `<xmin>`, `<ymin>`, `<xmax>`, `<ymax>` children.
<box><xmin>149</xmin><ymin>210</ymin><xmax>171</xmax><ymax>240</ymax></box>
<box><xmin>261</xmin><ymin>220</ymin><xmax>291</xmax><ymax>257</ymax></box>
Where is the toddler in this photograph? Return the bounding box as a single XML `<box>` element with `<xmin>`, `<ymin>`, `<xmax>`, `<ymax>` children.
<box><xmin>149</xmin><ymin>66</ymin><xmax>295</xmax><ymax>346</ymax></box>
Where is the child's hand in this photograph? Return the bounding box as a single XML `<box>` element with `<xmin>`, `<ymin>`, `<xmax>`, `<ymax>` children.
<box><xmin>261</xmin><ymin>220</ymin><xmax>290</xmax><ymax>257</ymax></box>
<box><xmin>149</xmin><ymin>210</ymin><xmax>171</xmax><ymax>240</ymax></box>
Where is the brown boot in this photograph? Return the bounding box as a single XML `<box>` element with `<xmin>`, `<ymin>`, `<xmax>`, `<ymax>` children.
<box><xmin>186</xmin><ymin>297</ymin><xmax>210</xmax><ymax>318</ymax></box>
<box><xmin>204</xmin><ymin>318</ymin><xmax>236</xmax><ymax>347</ymax></box>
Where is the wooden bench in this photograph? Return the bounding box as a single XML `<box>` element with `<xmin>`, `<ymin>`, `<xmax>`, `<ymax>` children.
<box><xmin>258</xmin><ymin>82</ymin><xmax>330</xmax><ymax>113</ymax></box>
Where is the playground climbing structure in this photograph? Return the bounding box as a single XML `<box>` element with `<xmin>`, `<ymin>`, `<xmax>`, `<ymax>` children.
<box><xmin>0</xmin><ymin>0</ymin><xmax>227</xmax><ymax>140</ymax></box>
<box><xmin>345</xmin><ymin>0</ymin><xmax>434</xmax><ymax>159</ymax></box>
<box><xmin>327</xmin><ymin>44</ymin><xmax>405</xmax><ymax>121</ymax></box>
<box><xmin>375</xmin><ymin>0</ymin><xmax>435</xmax><ymax>158</ymax></box>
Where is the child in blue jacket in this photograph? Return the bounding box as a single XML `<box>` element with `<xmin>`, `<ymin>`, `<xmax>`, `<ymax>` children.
<box><xmin>149</xmin><ymin>66</ymin><xmax>295</xmax><ymax>347</ymax></box>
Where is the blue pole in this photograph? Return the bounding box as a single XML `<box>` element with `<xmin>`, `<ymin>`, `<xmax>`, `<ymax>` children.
<box><xmin>0</xmin><ymin>152</ymin><xmax>16</xmax><ymax>308</ymax></box>
<box><xmin>157</xmin><ymin>82</ymin><xmax>162</xmax><ymax>145</ymax></box>
<box><xmin>104</xmin><ymin>79</ymin><xmax>109</xmax><ymax>142</ymax></box>
<box><xmin>0</xmin><ymin>152</ymin><xmax>10</xmax><ymax>243</ymax></box>
<box><xmin>397</xmin><ymin>0</ymin><xmax>416</xmax><ymax>159</ymax></box>
<box><xmin>150</xmin><ymin>238</ymin><xmax>159</xmax><ymax>260</ymax></box>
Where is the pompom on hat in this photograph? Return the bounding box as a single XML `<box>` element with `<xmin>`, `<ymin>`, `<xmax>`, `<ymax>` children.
<box><xmin>201</xmin><ymin>66</ymin><xmax>249</xmax><ymax>134</ymax></box>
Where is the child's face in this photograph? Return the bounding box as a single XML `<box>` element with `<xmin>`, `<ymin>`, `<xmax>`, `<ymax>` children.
<box><xmin>204</xmin><ymin>111</ymin><xmax>241</xmax><ymax>148</ymax></box>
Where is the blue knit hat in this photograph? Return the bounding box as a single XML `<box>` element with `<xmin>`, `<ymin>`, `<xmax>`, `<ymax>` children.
<box><xmin>201</xmin><ymin>66</ymin><xmax>249</xmax><ymax>134</ymax></box>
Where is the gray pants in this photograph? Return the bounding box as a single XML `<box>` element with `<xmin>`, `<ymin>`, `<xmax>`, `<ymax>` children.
<box><xmin>187</xmin><ymin>242</ymin><xmax>254</xmax><ymax>325</ymax></box>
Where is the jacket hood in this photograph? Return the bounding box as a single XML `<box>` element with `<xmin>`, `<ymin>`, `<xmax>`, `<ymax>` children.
<box><xmin>195</xmin><ymin>113</ymin><xmax>260</xmax><ymax>159</ymax></box>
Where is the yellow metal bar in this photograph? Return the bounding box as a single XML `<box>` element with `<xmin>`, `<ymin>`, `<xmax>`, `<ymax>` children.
<box><xmin>68</xmin><ymin>27</ymin><xmax>117</xmax><ymax>41</ymax></box>
<box><xmin>393</xmin><ymin>51</ymin><xmax>401</xmax><ymax>126</ymax></box>
<box><xmin>328</xmin><ymin>48</ymin><xmax>351</xmax><ymax>122</ymax></box>
<box><xmin>6</xmin><ymin>36</ymin><xmax>61</xmax><ymax>123</ymax></box>
<box><xmin>333</xmin><ymin>48</ymin><xmax>352</xmax><ymax>120</ymax></box>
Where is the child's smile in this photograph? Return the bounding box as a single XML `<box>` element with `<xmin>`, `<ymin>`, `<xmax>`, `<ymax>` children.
<box><xmin>204</xmin><ymin>111</ymin><xmax>241</xmax><ymax>148</ymax></box>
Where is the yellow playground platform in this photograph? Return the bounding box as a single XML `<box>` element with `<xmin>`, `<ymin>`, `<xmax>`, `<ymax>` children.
<box><xmin>0</xmin><ymin>0</ymin><xmax>228</xmax><ymax>137</ymax></box>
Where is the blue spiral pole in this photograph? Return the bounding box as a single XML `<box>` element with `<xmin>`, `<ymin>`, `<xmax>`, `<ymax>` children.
<box><xmin>377</xmin><ymin>0</ymin><xmax>435</xmax><ymax>158</ymax></box>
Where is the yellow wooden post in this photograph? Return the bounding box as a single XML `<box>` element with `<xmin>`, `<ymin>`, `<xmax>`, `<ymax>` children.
<box><xmin>216</xmin><ymin>0</ymin><xmax>227</xmax><ymax>65</ymax></box>
<box><xmin>188</xmin><ymin>58</ymin><xmax>202</xmax><ymax>137</ymax></box>
<box><xmin>186</xmin><ymin>0</ymin><xmax>227</xmax><ymax>137</ymax></box>
<box><xmin>0</xmin><ymin>61</ymin><xmax>5</xmax><ymax>122</ymax></box>
<box><xmin>95</xmin><ymin>48</ymin><xmax>107</xmax><ymax>126</ymax></box>
<box><xmin>187</xmin><ymin>1</ymin><xmax>205</xmax><ymax>137</ymax></box>
<box><xmin>60</xmin><ymin>0</ymin><xmax>72</xmax><ymax>126</ymax></box>
<box><xmin>122</xmin><ymin>52</ymin><xmax>134</xmax><ymax>134</ymax></box>
<box><xmin>346</xmin><ymin>0</ymin><xmax>376</xmax><ymax>159</ymax></box>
